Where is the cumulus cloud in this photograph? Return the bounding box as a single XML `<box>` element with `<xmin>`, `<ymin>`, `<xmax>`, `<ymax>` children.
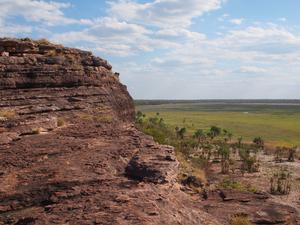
<box><xmin>52</xmin><ymin>17</ymin><xmax>178</xmax><ymax>56</ymax></box>
<box><xmin>108</xmin><ymin>0</ymin><xmax>226</xmax><ymax>28</ymax></box>
<box><xmin>0</xmin><ymin>0</ymin><xmax>77</xmax><ymax>26</ymax></box>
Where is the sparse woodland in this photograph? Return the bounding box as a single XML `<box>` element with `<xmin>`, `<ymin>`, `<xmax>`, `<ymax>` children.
<box><xmin>136</xmin><ymin>111</ymin><xmax>299</xmax><ymax>197</ymax></box>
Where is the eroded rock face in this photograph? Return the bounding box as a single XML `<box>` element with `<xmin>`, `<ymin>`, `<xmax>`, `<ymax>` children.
<box><xmin>0</xmin><ymin>38</ymin><xmax>221</xmax><ymax>225</ymax></box>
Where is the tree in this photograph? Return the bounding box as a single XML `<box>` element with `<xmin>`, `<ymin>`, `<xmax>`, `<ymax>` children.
<box><xmin>135</xmin><ymin>111</ymin><xmax>144</xmax><ymax>124</ymax></box>
<box><xmin>208</xmin><ymin>126</ymin><xmax>221</xmax><ymax>140</ymax></box>
<box><xmin>193</xmin><ymin>129</ymin><xmax>206</xmax><ymax>144</ymax></box>
<box><xmin>219</xmin><ymin>144</ymin><xmax>230</xmax><ymax>174</ymax></box>
<box><xmin>270</xmin><ymin>168</ymin><xmax>292</xmax><ymax>195</ymax></box>
<box><xmin>288</xmin><ymin>147</ymin><xmax>297</xmax><ymax>162</ymax></box>
<box><xmin>223</xmin><ymin>129</ymin><xmax>233</xmax><ymax>143</ymax></box>
<box><xmin>228</xmin><ymin>132</ymin><xmax>233</xmax><ymax>142</ymax></box>
<box><xmin>237</xmin><ymin>137</ymin><xmax>243</xmax><ymax>148</ymax></box>
<box><xmin>253</xmin><ymin>137</ymin><xmax>264</xmax><ymax>150</ymax></box>
<box><xmin>176</xmin><ymin>127</ymin><xmax>186</xmax><ymax>140</ymax></box>
<box><xmin>239</xmin><ymin>148</ymin><xmax>260</xmax><ymax>173</ymax></box>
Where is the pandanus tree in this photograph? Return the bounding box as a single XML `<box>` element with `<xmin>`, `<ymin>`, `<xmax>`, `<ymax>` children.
<box><xmin>288</xmin><ymin>146</ymin><xmax>297</xmax><ymax>162</ymax></box>
<box><xmin>208</xmin><ymin>126</ymin><xmax>221</xmax><ymax>140</ymax></box>
<box><xmin>193</xmin><ymin>129</ymin><xmax>206</xmax><ymax>144</ymax></box>
<box><xmin>237</xmin><ymin>136</ymin><xmax>243</xmax><ymax>148</ymax></box>
<box><xmin>219</xmin><ymin>144</ymin><xmax>230</xmax><ymax>174</ymax></box>
<box><xmin>176</xmin><ymin>127</ymin><xmax>186</xmax><ymax>140</ymax></box>
<box><xmin>223</xmin><ymin>129</ymin><xmax>233</xmax><ymax>143</ymax></box>
<box><xmin>253</xmin><ymin>137</ymin><xmax>264</xmax><ymax>150</ymax></box>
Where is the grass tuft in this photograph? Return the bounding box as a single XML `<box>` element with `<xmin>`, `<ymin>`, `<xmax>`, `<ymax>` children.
<box><xmin>0</xmin><ymin>110</ymin><xmax>16</xmax><ymax>119</ymax></box>
<box><xmin>230</xmin><ymin>214</ymin><xmax>253</xmax><ymax>225</ymax></box>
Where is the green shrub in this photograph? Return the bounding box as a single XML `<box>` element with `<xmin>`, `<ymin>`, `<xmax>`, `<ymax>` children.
<box><xmin>219</xmin><ymin>179</ymin><xmax>258</xmax><ymax>193</ymax></box>
<box><xmin>270</xmin><ymin>167</ymin><xmax>292</xmax><ymax>195</ymax></box>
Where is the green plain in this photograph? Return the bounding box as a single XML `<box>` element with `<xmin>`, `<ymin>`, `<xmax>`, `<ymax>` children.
<box><xmin>136</xmin><ymin>101</ymin><xmax>300</xmax><ymax>147</ymax></box>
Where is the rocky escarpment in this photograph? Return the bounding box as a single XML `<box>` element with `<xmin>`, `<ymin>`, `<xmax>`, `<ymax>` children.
<box><xmin>0</xmin><ymin>38</ymin><xmax>221</xmax><ymax>225</ymax></box>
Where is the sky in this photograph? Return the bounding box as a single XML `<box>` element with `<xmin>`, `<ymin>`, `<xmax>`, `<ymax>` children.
<box><xmin>0</xmin><ymin>0</ymin><xmax>300</xmax><ymax>99</ymax></box>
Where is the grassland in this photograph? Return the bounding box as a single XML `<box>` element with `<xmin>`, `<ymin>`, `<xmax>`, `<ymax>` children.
<box><xmin>135</xmin><ymin>100</ymin><xmax>300</xmax><ymax>147</ymax></box>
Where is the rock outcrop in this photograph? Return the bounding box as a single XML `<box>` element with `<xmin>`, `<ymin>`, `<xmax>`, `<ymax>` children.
<box><xmin>0</xmin><ymin>38</ymin><xmax>221</xmax><ymax>225</ymax></box>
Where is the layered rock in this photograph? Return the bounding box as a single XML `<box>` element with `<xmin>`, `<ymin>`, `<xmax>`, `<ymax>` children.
<box><xmin>0</xmin><ymin>38</ymin><xmax>221</xmax><ymax>225</ymax></box>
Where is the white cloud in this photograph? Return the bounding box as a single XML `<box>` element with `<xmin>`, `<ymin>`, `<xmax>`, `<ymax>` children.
<box><xmin>108</xmin><ymin>0</ymin><xmax>226</xmax><ymax>28</ymax></box>
<box><xmin>0</xmin><ymin>0</ymin><xmax>77</xmax><ymax>26</ymax></box>
<box><xmin>52</xmin><ymin>17</ymin><xmax>179</xmax><ymax>56</ymax></box>
<box><xmin>239</xmin><ymin>66</ymin><xmax>267</xmax><ymax>74</ymax></box>
<box><xmin>229</xmin><ymin>18</ymin><xmax>244</xmax><ymax>25</ymax></box>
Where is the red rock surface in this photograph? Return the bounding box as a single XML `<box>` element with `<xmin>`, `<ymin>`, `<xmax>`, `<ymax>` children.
<box><xmin>0</xmin><ymin>38</ymin><xmax>221</xmax><ymax>225</ymax></box>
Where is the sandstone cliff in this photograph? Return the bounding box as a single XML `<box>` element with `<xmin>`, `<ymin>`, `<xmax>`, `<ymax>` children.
<box><xmin>0</xmin><ymin>38</ymin><xmax>221</xmax><ymax>225</ymax></box>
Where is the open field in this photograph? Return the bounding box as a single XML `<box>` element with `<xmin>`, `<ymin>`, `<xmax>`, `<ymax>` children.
<box><xmin>135</xmin><ymin>100</ymin><xmax>300</xmax><ymax>147</ymax></box>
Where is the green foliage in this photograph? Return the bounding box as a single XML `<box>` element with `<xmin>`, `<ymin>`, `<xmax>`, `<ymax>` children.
<box><xmin>208</xmin><ymin>126</ymin><xmax>221</xmax><ymax>139</ymax></box>
<box><xmin>219</xmin><ymin>179</ymin><xmax>258</xmax><ymax>193</ymax></box>
<box><xmin>275</xmin><ymin>147</ymin><xmax>285</xmax><ymax>162</ymax></box>
<box><xmin>239</xmin><ymin>148</ymin><xmax>260</xmax><ymax>173</ymax></box>
<box><xmin>219</xmin><ymin>144</ymin><xmax>230</xmax><ymax>174</ymax></box>
<box><xmin>135</xmin><ymin>108</ymin><xmax>300</xmax><ymax>147</ymax></box>
<box><xmin>270</xmin><ymin>167</ymin><xmax>292</xmax><ymax>195</ymax></box>
<box><xmin>288</xmin><ymin>146</ymin><xmax>297</xmax><ymax>162</ymax></box>
<box><xmin>136</xmin><ymin>112</ymin><xmax>175</xmax><ymax>145</ymax></box>
<box><xmin>177</xmin><ymin>127</ymin><xmax>187</xmax><ymax>139</ymax></box>
<box><xmin>193</xmin><ymin>129</ymin><xmax>206</xmax><ymax>143</ymax></box>
<box><xmin>237</xmin><ymin>136</ymin><xmax>243</xmax><ymax>147</ymax></box>
<box><xmin>253</xmin><ymin>137</ymin><xmax>264</xmax><ymax>149</ymax></box>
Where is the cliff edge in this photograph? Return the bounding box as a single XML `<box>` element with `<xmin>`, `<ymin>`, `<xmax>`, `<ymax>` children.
<box><xmin>0</xmin><ymin>38</ymin><xmax>220</xmax><ymax>225</ymax></box>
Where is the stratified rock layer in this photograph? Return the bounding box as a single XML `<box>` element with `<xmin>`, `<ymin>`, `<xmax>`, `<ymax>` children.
<box><xmin>0</xmin><ymin>38</ymin><xmax>221</xmax><ymax>225</ymax></box>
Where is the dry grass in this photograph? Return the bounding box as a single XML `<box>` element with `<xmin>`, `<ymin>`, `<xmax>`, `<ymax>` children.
<box><xmin>35</xmin><ymin>38</ymin><xmax>51</xmax><ymax>45</ymax></box>
<box><xmin>78</xmin><ymin>112</ymin><xmax>113</xmax><ymax>123</ymax></box>
<box><xmin>57</xmin><ymin>118</ymin><xmax>65</xmax><ymax>127</ymax></box>
<box><xmin>0</xmin><ymin>110</ymin><xmax>16</xmax><ymax>118</ymax></box>
<box><xmin>177</xmin><ymin>151</ymin><xmax>207</xmax><ymax>184</ymax></box>
<box><xmin>32</xmin><ymin>128</ymin><xmax>41</xmax><ymax>135</ymax></box>
<box><xmin>230</xmin><ymin>214</ymin><xmax>253</xmax><ymax>225</ymax></box>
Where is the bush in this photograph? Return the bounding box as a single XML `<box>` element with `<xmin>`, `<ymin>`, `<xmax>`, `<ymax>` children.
<box><xmin>239</xmin><ymin>148</ymin><xmax>260</xmax><ymax>173</ymax></box>
<box><xmin>253</xmin><ymin>137</ymin><xmax>264</xmax><ymax>149</ymax></box>
<box><xmin>270</xmin><ymin>167</ymin><xmax>292</xmax><ymax>195</ymax></box>
<box><xmin>219</xmin><ymin>179</ymin><xmax>258</xmax><ymax>193</ymax></box>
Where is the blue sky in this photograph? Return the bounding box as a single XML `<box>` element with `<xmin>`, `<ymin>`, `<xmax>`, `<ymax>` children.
<box><xmin>1</xmin><ymin>0</ymin><xmax>300</xmax><ymax>99</ymax></box>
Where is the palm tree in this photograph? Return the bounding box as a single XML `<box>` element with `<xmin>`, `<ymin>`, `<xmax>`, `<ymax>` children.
<box><xmin>178</xmin><ymin>127</ymin><xmax>186</xmax><ymax>140</ymax></box>
<box><xmin>238</xmin><ymin>137</ymin><xmax>243</xmax><ymax>148</ymax></box>
<box><xmin>175</xmin><ymin>126</ymin><xmax>179</xmax><ymax>139</ymax></box>
<box><xmin>208</xmin><ymin>126</ymin><xmax>221</xmax><ymax>140</ymax></box>
<box><xmin>228</xmin><ymin>132</ymin><xmax>233</xmax><ymax>142</ymax></box>
<box><xmin>253</xmin><ymin>137</ymin><xmax>264</xmax><ymax>149</ymax></box>
<box><xmin>193</xmin><ymin>129</ymin><xmax>206</xmax><ymax>144</ymax></box>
